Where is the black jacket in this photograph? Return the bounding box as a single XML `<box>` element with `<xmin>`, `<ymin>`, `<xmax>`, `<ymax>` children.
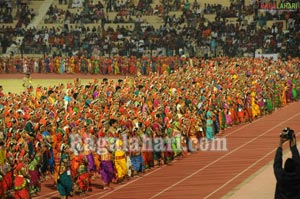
<box><xmin>274</xmin><ymin>145</ymin><xmax>300</xmax><ymax>199</ymax></box>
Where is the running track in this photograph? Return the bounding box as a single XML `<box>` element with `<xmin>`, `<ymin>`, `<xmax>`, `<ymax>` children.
<box><xmin>1</xmin><ymin>74</ymin><xmax>300</xmax><ymax>199</ymax></box>
<box><xmin>34</xmin><ymin>102</ymin><xmax>300</xmax><ymax>199</ymax></box>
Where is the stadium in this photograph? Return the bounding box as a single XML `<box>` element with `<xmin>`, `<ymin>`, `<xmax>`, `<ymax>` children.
<box><xmin>0</xmin><ymin>0</ymin><xmax>300</xmax><ymax>198</ymax></box>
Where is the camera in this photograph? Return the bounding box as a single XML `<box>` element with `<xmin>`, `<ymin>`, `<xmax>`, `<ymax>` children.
<box><xmin>280</xmin><ymin>127</ymin><xmax>295</xmax><ymax>140</ymax></box>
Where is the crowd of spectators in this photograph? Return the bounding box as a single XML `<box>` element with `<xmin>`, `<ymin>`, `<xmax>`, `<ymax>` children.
<box><xmin>0</xmin><ymin>0</ymin><xmax>35</xmax><ymax>27</ymax></box>
<box><xmin>45</xmin><ymin>1</ymin><xmax>106</xmax><ymax>24</ymax></box>
<box><xmin>0</xmin><ymin>0</ymin><xmax>13</xmax><ymax>23</ymax></box>
<box><xmin>0</xmin><ymin>0</ymin><xmax>35</xmax><ymax>55</ymax></box>
<box><xmin>0</xmin><ymin>0</ymin><xmax>300</xmax><ymax>59</ymax></box>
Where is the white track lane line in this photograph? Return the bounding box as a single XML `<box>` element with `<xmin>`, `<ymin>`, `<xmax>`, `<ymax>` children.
<box><xmin>205</xmin><ymin>139</ymin><xmax>300</xmax><ymax>198</ymax></box>
<box><xmin>33</xmin><ymin>107</ymin><xmax>296</xmax><ymax>199</ymax></box>
<box><xmin>147</xmin><ymin>112</ymin><xmax>300</xmax><ymax>199</ymax></box>
<box><xmin>204</xmin><ymin>147</ymin><xmax>277</xmax><ymax>198</ymax></box>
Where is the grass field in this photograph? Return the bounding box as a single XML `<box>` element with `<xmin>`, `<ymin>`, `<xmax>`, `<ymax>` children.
<box><xmin>0</xmin><ymin>78</ymin><xmax>100</xmax><ymax>94</ymax></box>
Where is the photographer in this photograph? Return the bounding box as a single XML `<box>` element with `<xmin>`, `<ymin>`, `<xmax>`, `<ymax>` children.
<box><xmin>274</xmin><ymin>127</ymin><xmax>300</xmax><ymax>199</ymax></box>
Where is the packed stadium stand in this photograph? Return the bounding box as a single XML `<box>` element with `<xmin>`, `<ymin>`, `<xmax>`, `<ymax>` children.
<box><xmin>0</xmin><ymin>0</ymin><xmax>299</xmax><ymax>58</ymax></box>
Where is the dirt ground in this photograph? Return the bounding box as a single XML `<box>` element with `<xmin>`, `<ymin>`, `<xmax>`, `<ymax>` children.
<box><xmin>0</xmin><ymin>73</ymin><xmax>125</xmax><ymax>94</ymax></box>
